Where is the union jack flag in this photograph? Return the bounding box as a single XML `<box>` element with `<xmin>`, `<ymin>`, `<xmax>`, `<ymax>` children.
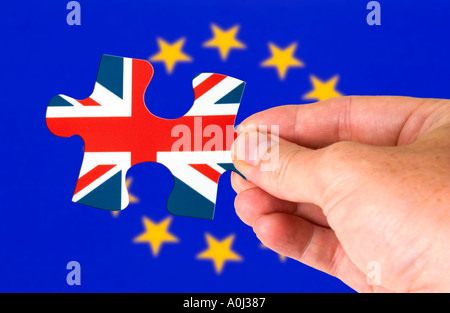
<box><xmin>46</xmin><ymin>54</ymin><xmax>245</xmax><ymax>219</ymax></box>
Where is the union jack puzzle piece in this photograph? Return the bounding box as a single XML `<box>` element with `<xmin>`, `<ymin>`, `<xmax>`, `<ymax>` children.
<box><xmin>46</xmin><ymin>54</ymin><xmax>245</xmax><ymax>219</ymax></box>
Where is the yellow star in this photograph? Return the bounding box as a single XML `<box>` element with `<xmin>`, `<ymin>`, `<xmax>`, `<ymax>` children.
<box><xmin>260</xmin><ymin>243</ymin><xmax>287</xmax><ymax>262</ymax></box>
<box><xmin>261</xmin><ymin>42</ymin><xmax>304</xmax><ymax>80</ymax></box>
<box><xmin>149</xmin><ymin>37</ymin><xmax>192</xmax><ymax>74</ymax></box>
<box><xmin>303</xmin><ymin>75</ymin><xmax>343</xmax><ymax>102</ymax></box>
<box><xmin>111</xmin><ymin>177</ymin><xmax>139</xmax><ymax>218</ymax></box>
<box><xmin>197</xmin><ymin>233</ymin><xmax>242</xmax><ymax>274</ymax></box>
<box><xmin>133</xmin><ymin>216</ymin><xmax>179</xmax><ymax>256</ymax></box>
<box><xmin>203</xmin><ymin>24</ymin><xmax>246</xmax><ymax>60</ymax></box>
<box><xmin>126</xmin><ymin>177</ymin><xmax>139</xmax><ymax>204</ymax></box>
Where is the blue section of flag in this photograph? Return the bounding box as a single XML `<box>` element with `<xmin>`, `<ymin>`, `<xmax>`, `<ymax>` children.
<box><xmin>167</xmin><ymin>176</ymin><xmax>215</xmax><ymax>220</ymax></box>
<box><xmin>78</xmin><ymin>170</ymin><xmax>122</xmax><ymax>212</ymax></box>
<box><xmin>48</xmin><ymin>95</ymin><xmax>73</xmax><ymax>107</ymax></box>
<box><xmin>96</xmin><ymin>55</ymin><xmax>124</xmax><ymax>99</ymax></box>
<box><xmin>1</xmin><ymin>0</ymin><xmax>450</xmax><ymax>292</ymax></box>
<box><xmin>214</xmin><ymin>82</ymin><xmax>246</xmax><ymax>104</ymax></box>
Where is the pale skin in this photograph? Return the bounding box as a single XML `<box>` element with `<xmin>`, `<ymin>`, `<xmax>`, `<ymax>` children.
<box><xmin>230</xmin><ymin>96</ymin><xmax>450</xmax><ymax>293</ymax></box>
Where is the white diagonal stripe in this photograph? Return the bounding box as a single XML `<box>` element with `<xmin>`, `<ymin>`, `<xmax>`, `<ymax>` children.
<box><xmin>185</xmin><ymin>76</ymin><xmax>243</xmax><ymax>116</ymax></box>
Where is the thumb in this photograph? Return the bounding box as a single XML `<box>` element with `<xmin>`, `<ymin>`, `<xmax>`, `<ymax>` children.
<box><xmin>231</xmin><ymin>129</ymin><xmax>329</xmax><ymax>206</ymax></box>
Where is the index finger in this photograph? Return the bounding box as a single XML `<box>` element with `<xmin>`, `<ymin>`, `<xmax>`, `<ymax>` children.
<box><xmin>237</xmin><ymin>96</ymin><xmax>443</xmax><ymax>148</ymax></box>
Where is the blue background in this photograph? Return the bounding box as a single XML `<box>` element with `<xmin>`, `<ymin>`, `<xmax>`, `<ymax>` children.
<box><xmin>1</xmin><ymin>0</ymin><xmax>449</xmax><ymax>292</ymax></box>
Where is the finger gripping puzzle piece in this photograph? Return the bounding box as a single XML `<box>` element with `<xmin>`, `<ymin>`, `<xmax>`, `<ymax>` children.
<box><xmin>46</xmin><ymin>54</ymin><xmax>245</xmax><ymax>219</ymax></box>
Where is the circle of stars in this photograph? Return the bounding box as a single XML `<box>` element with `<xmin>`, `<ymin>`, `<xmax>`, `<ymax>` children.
<box><xmin>115</xmin><ymin>22</ymin><xmax>344</xmax><ymax>275</ymax></box>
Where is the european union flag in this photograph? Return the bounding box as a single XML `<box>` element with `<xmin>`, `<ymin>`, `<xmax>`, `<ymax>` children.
<box><xmin>1</xmin><ymin>0</ymin><xmax>450</xmax><ymax>293</ymax></box>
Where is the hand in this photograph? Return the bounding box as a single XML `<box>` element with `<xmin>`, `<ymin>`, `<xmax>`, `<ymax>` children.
<box><xmin>230</xmin><ymin>96</ymin><xmax>450</xmax><ymax>293</ymax></box>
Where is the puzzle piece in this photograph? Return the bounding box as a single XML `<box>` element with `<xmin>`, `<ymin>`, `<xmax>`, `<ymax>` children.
<box><xmin>46</xmin><ymin>54</ymin><xmax>245</xmax><ymax>219</ymax></box>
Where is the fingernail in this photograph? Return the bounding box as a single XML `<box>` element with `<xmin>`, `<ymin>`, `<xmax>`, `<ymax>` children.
<box><xmin>235</xmin><ymin>123</ymin><xmax>257</xmax><ymax>134</ymax></box>
<box><xmin>231</xmin><ymin>130</ymin><xmax>278</xmax><ymax>167</ymax></box>
<box><xmin>235</xmin><ymin>124</ymin><xmax>245</xmax><ymax>134</ymax></box>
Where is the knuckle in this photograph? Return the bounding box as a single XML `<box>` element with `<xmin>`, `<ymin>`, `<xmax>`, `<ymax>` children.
<box><xmin>320</xmin><ymin>141</ymin><xmax>358</xmax><ymax>167</ymax></box>
<box><xmin>316</xmin><ymin>141</ymin><xmax>366</xmax><ymax>207</ymax></box>
<box><xmin>328</xmin><ymin>244</ymin><xmax>345</xmax><ymax>278</ymax></box>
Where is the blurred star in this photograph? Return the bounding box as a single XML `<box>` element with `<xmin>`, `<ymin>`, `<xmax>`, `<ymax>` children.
<box><xmin>197</xmin><ymin>233</ymin><xmax>242</xmax><ymax>274</ymax></box>
<box><xmin>303</xmin><ymin>75</ymin><xmax>343</xmax><ymax>101</ymax></box>
<box><xmin>203</xmin><ymin>24</ymin><xmax>246</xmax><ymax>60</ymax></box>
<box><xmin>150</xmin><ymin>37</ymin><xmax>192</xmax><ymax>74</ymax></box>
<box><xmin>261</xmin><ymin>42</ymin><xmax>304</xmax><ymax>80</ymax></box>
<box><xmin>111</xmin><ymin>177</ymin><xmax>138</xmax><ymax>218</ymax></box>
<box><xmin>133</xmin><ymin>216</ymin><xmax>179</xmax><ymax>256</ymax></box>
<box><xmin>126</xmin><ymin>177</ymin><xmax>139</xmax><ymax>204</ymax></box>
